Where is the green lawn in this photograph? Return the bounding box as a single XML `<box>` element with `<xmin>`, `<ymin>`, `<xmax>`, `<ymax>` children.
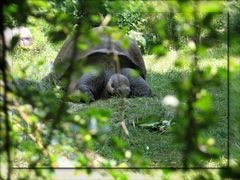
<box><xmin>9</xmin><ymin>18</ymin><xmax>235</xmax><ymax>168</ymax></box>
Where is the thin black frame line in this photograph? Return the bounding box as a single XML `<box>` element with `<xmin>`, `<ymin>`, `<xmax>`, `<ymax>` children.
<box><xmin>8</xmin><ymin>12</ymin><xmax>229</xmax><ymax>170</ymax></box>
<box><xmin>227</xmin><ymin>12</ymin><xmax>230</xmax><ymax>168</ymax></box>
<box><xmin>12</xmin><ymin>167</ymin><xmax>229</xmax><ymax>170</ymax></box>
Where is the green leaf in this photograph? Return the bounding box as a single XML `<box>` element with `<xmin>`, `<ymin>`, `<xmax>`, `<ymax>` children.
<box><xmin>121</xmin><ymin>37</ymin><xmax>130</xmax><ymax>50</ymax></box>
<box><xmin>194</xmin><ymin>90</ymin><xmax>212</xmax><ymax>112</ymax></box>
<box><xmin>152</xmin><ymin>46</ymin><xmax>167</xmax><ymax>56</ymax></box>
<box><xmin>129</xmin><ymin>69</ymin><xmax>140</xmax><ymax>77</ymax></box>
<box><xmin>87</xmin><ymin>107</ymin><xmax>111</xmax><ymax>122</ymax></box>
<box><xmin>199</xmin><ymin>1</ymin><xmax>223</xmax><ymax>13</ymax></box>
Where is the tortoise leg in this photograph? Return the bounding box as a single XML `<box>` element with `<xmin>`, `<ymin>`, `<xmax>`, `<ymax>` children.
<box><xmin>120</xmin><ymin>68</ymin><xmax>152</xmax><ymax>97</ymax></box>
<box><xmin>76</xmin><ymin>84</ymin><xmax>95</xmax><ymax>102</ymax></box>
<box><xmin>74</xmin><ymin>72</ymin><xmax>104</xmax><ymax>102</ymax></box>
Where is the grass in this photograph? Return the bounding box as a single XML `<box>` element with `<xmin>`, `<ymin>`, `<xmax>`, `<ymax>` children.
<box><xmin>229</xmin><ymin>57</ymin><xmax>240</xmax><ymax>162</ymax></box>
<box><xmin>8</xmin><ymin>17</ymin><xmax>238</xmax><ymax>169</ymax></box>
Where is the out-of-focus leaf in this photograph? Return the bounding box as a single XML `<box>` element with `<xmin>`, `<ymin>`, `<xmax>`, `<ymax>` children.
<box><xmin>197</xmin><ymin>45</ymin><xmax>207</xmax><ymax>57</ymax></box>
<box><xmin>28</xmin><ymin>0</ymin><xmax>50</xmax><ymax>9</ymax></box>
<box><xmin>199</xmin><ymin>1</ymin><xmax>223</xmax><ymax>13</ymax></box>
<box><xmin>87</xmin><ymin>107</ymin><xmax>111</xmax><ymax>122</ymax></box>
<box><xmin>194</xmin><ymin>90</ymin><xmax>212</xmax><ymax>112</ymax></box>
<box><xmin>129</xmin><ymin>69</ymin><xmax>140</xmax><ymax>78</ymax></box>
<box><xmin>121</xmin><ymin>37</ymin><xmax>130</xmax><ymax>50</ymax></box>
<box><xmin>152</xmin><ymin>46</ymin><xmax>167</xmax><ymax>56</ymax></box>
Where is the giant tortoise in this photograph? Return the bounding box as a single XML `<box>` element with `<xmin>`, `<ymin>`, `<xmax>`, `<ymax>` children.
<box><xmin>49</xmin><ymin>27</ymin><xmax>152</xmax><ymax>102</ymax></box>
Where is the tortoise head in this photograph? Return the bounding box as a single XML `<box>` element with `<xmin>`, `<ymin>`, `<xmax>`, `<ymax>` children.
<box><xmin>106</xmin><ymin>74</ymin><xmax>131</xmax><ymax>97</ymax></box>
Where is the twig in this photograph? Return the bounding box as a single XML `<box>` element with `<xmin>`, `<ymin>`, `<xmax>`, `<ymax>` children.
<box><xmin>182</xmin><ymin>2</ymin><xmax>201</xmax><ymax>167</ymax></box>
<box><xmin>0</xmin><ymin>4</ymin><xmax>12</xmax><ymax>180</ymax></box>
<box><xmin>10</xmin><ymin>104</ymin><xmax>49</xmax><ymax>157</ymax></box>
<box><xmin>109</xmin><ymin>30</ymin><xmax>129</xmax><ymax>137</ymax></box>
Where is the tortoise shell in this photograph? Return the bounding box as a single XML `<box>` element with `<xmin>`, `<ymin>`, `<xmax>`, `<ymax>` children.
<box><xmin>52</xmin><ymin>27</ymin><xmax>147</xmax><ymax>81</ymax></box>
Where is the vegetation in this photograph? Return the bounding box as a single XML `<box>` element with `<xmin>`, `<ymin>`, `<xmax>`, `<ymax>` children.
<box><xmin>1</xmin><ymin>0</ymin><xmax>239</xmax><ymax>179</ymax></box>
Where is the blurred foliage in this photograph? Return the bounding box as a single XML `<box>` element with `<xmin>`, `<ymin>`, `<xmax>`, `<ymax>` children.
<box><xmin>228</xmin><ymin>0</ymin><xmax>240</xmax><ymax>55</ymax></box>
<box><xmin>1</xmin><ymin>0</ymin><xmax>239</xmax><ymax>180</ymax></box>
